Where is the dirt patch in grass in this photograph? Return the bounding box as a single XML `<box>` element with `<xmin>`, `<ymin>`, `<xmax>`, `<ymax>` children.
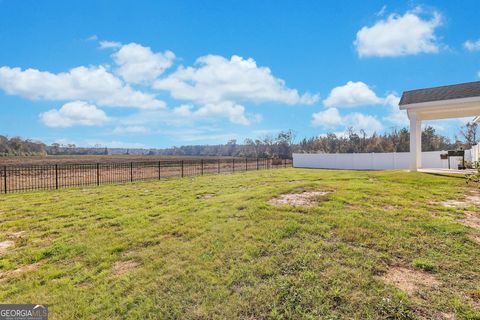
<box><xmin>470</xmin><ymin>235</ymin><xmax>480</xmax><ymax>244</ymax></box>
<box><xmin>197</xmin><ymin>193</ymin><xmax>215</xmax><ymax>200</ymax></box>
<box><xmin>442</xmin><ymin>191</ymin><xmax>480</xmax><ymax>208</ymax></box>
<box><xmin>0</xmin><ymin>263</ymin><xmax>40</xmax><ymax>282</ymax></box>
<box><xmin>268</xmin><ymin>191</ymin><xmax>330</xmax><ymax>207</ymax></box>
<box><xmin>0</xmin><ymin>240</ymin><xmax>14</xmax><ymax>254</ymax></box>
<box><xmin>382</xmin><ymin>204</ymin><xmax>398</xmax><ymax>210</ymax></box>
<box><xmin>7</xmin><ymin>231</ymin><xmax>26</xmax><ymax>239</ymax></box>
<box><xmin>459</xmin><ymin>212</ymin><xmax>480</xmax><ymax>230</ymax></box>
<box><xmin>382</xmin><ymin>266</ymin><xmax>440</xmax><ymax>295</ymax></box>
<box><xmin>112</xmin><ymin>260</ymin><xmax>140</xmax><ymax>276</ymax></box>
<box><xmin>415</xmin><ymin>310</ymin><xmax>456</xmax><ymax>320</ymax></box>
<box><xmin>437</xmin><ymin>312</ymin><xmax>456</xmax><ymax>320</ymax></box>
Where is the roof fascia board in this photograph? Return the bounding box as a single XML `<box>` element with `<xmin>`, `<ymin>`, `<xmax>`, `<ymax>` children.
<box><xmin>399</xmin><ymin>96</ymin><xmax>480</xmax><ymax>110</ymax></box>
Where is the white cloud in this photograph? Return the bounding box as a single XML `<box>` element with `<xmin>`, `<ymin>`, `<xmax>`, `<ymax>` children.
<box><xmin>173</xmin><ymin>104</ymin><xmax>195</xmax><ymax>117</ymax></box>
<box><xmin>382</xmin><ymin>93</ymin><xmax>409</xmax><ymax>127</ymax></box>
<box><xmin>354</xmin><ymin>8</ymin><xmax>442</xmax><ymax>57</ymax></box>
<box><xmin>154</xmin><ymin>54</ymin><xmax>317</xmax><ymax>125</ymax></box>
<box><xmin>112</xmin><ymin>43</ymin><xmax>175</xmax><ymax>84</ymax></box>
<box><xmin>323</xmin><ymin>81</ymin><xmax>383</xmax><ymax>108</ymax></box>
<box><xmin>345</xmin><ymin>112</ymin><xmax>384</xmax><ymax>134</ymax></box>
<box><xmin>112</xmin><ymin>126</ymin><xmax>149</xmax><ymax>134</ymax></box>
<box><xmin>87</xmin><ymin>35</ymin><xmax>98</xmax><ymax>41</ymax></box>
<box><xmin>312</xmin><ymin>107</ymin><xmax>383</xmax><ymax>134</ymax></box>
<box><xmin>157</xmin><ymin>127</ymin><xmax>241</xmax><ymax>143</ymax></box>
<box><xmin>54</xmin><ymin>138</ymin><xmax>148</xmax><ymax>148</ymax></box>
<box><xmin>464</xmin><ymin>39</ymin><xmax>480</xmax><ymax>51</ymax></box>
<box><xmin>195</xmin><ymin>102</ymin><xmax>253</xmax><ymax>125</ymax></box>
<box><xmin>99</xmin><ymin>40</ymin><xmax>122</xmax><ymax>49</ymax></box>
<box><xmin>173</xmin><ymin>101</ymin><xmax>256</xmax><ymax>125</ymax></box>
<box><xmin>40</xmin><ymin>101</ymin><xmax>109</xmax><ymax>128</ymax></box>
<box><xmin>376</xmin><ymin>5</ymin><xmax>387</xmax><ymax>16</ymax></box>
<box><xmin>154</xmin><ymin>54</ymin><xmax>319</xmax><ymax>105</ymax></box>
<box><xmin>0</xmin><ymin>42</ymin><xmax>319</xmax><ymax>129</ymax></box>
<box><xmin>323</xmin><ymin>81</ymin><xmax>408</xmax><ymax>128</ymax></box>
<box><xmin>311</xmin><ymin>108</ymin><xmax>343</xmax><ymax>128</ymax></box>
<box><xmin>0</xmin><ymin>65</ymin><xmax>165</xmax><ymax>109</ymax></box>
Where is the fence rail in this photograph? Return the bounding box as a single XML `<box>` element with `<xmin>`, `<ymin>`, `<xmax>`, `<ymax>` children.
<box><xmin>0</xmin><ymin>158</ymin><xmax>292</xmax><ymax>194</ymax></box>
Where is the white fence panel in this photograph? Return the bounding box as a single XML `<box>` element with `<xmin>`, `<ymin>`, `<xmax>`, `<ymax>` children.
<box><xmin>472</xmin><ymin>144</ymin><xmax>479</xmax><ymax>163</ymax></box>
<box><xmin>393</xmin><ymin>153</ymin><xmax>410</xmax><ymax>169</ymax></box>
<box><xmin>352</xmin><ymin>153</ymin><xmax>370</xmax><ymax>170</ymax></box>
<box><xmin>293</xmin><ymin>150</ymin><xmax>471</xmax><ymax>170</ymax></box>
<box><xmin>372</xmin><ymin>153</ymin><xmax>393</xmax><ymax>170</ymax></box>
<box><xmin>422</xmin><ymin>151</ymin><xmax>447</xmax><ymax>169</ymax></box>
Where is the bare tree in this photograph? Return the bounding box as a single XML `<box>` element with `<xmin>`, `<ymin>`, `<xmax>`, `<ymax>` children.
<box><xmin>459</xmin><ymin>122</ymin><xmax>478</xmax><ymax>147</ymax></box>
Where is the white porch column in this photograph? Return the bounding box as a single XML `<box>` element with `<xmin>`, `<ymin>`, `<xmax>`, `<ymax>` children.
<box><xmin>409</xmin><ymin>113</ymin><xmax>422</xmax><ymax>171</ymax></box>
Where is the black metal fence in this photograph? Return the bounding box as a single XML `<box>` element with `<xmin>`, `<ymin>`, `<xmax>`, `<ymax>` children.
<box><xmin>0</xmin><ymin>158</ymin><xmax>292</xmax><ymax>194</ymax></box>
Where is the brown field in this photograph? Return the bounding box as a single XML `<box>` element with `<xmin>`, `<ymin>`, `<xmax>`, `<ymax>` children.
<box><xmin>0</xmin><ymin>155</ymin><xmax>238</xmax><ymax>166</ymax></box>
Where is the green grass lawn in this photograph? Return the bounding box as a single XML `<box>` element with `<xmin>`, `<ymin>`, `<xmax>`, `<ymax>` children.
<box><xmin>0</xmin><ymin>169</ymin><xmax>479</xmax><ymax>319</ymax></box>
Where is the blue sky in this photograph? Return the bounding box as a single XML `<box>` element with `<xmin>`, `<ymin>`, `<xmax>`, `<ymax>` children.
<box><xmin>0</xmin><ymin>0</ymin><xmax>479</xmax><ymax>148</ymax></box>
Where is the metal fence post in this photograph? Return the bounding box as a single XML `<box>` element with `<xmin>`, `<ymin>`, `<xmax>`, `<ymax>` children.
<box><xmin>217</xmin><ymin>159</ymin><xmax>220</xmax><ymax>174</ymax></box>
<box><xmin>55</xmin><ymin>164</ymin><xmax>58</xmax><ymax>189</ymax></box>
<box><xmin>130</xmin><ymin>162</ymin><xmax>133</xmax><ymax>182</ymax></box>
<box><xmin>245</xmin><ymin>158</ymin><xmax>248</xmax><ymax>171</ymax></box>
<box><xmin>181</xmin><ymin>160</ymin><xmax>184</xmax><ymax>177</ymax></box>
<box><xmin>3</xmin><ymin>166</ymin><xmax>7</xmax><ymax>194</ymax></box>
<box><xmin>96</xmin><ymin>163</ymin><xmax>100</xmax><ymax>186</ymax></box>
<box><xmin>201</xmin><ymin>159</ymin><xmax>204</xmax><ymax>175</ymax></box>
<box><xmin>232</xmin><ymin>159</ymin><xmax>235</xmax><ymax>172</ymax></box>
<box><xmin>158</xmin><ymin>161</ymin><xmax>161</xmax><ymax>180</ymax></box>
<box><xmin>284</xmin><ymin>158</ymin><xmax>286</xmax><ymax>168</ymax></box>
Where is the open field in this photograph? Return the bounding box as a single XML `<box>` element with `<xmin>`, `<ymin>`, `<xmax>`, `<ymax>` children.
<box><xmin>0</xmin><ymin>155</ymin><xmax>241</xmax><ymax>166</ymax></box>
<box><xmin>0</xmin><ymin>169</ymin><xmax>479</xmax><ymax>319</ymax></box>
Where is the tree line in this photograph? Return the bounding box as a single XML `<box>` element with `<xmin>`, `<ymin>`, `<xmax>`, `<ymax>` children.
<box><xmin>1</xmin><ymin>122</ymin><xmax>478</xmax><ymax>158</ymax></box>
<box><xmin>0</xmin><ymin>135</ymin><xmax>47</xmax><ymax>156</ymax></box>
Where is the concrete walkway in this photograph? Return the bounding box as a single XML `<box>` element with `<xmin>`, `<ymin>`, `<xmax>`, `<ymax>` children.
<box><xmin>419</xmin><ymin>168</ymin><xmax>476</xmax><ymax>175</ymax></box>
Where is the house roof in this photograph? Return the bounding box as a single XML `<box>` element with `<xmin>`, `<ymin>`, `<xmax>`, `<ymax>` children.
<box><xmin>399</xmin><ymin>81</ymin><xmax>480</xmax><ymax>106</ymax></box>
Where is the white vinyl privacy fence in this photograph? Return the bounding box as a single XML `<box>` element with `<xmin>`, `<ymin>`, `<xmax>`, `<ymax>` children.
<box><xmin>293</xmin><ymin>150</ymin><xmax>472</xmax><ymax>170</ymax></box>
<box><xmin>473</xmin><ymin>144</ymin><xmax>479</xmax><ymax>163</ymax></box>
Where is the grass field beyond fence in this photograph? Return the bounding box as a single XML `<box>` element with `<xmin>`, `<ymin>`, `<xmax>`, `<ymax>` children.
<box><xmin>0</xmin><ymin>158</ymin><xmax>292</xmax><ymax>194</ymax></box>
<box><xmin>0</xmin><ymin>169</ymin><xmax>479</xmax><ymax>319</ymax></box>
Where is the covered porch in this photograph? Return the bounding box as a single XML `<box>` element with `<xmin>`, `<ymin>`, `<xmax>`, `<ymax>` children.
<box><xmin>399</xmin><ymin>81</ymin><xmax>480</xmax><ymax>171</ymax></box>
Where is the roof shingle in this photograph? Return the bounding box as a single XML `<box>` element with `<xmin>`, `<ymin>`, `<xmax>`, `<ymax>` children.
<box><xmin>399</xmin><ymin>81</ymin><xmax>480</xmax><ymax>105</ymax></box>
